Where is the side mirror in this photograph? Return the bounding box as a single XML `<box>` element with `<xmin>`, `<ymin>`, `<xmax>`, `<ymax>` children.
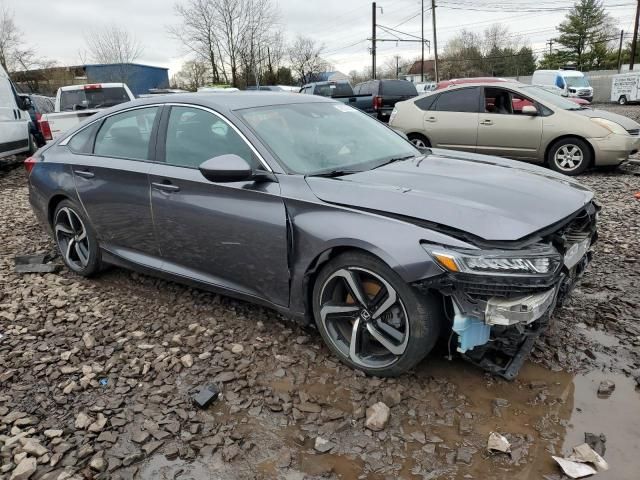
<box><xmin>522</xmin><ymin>105</ymin><xmax>538</xmax><ymax>116</ymax></box>
<box><xmin>199</xmin><ymin>154</ymin><xmax>254</xmax><ymax>182</ymax></box>
<box><xmin>18</xmin><ymin>96</ymin><xmax>32</xmax><ymax>111</ymax></box>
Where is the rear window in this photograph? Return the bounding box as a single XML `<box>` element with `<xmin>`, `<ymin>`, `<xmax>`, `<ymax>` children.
<box><xmin>435</xmin><ymin>87</ymin><xmax>480</xmax><ymax>113</ymax></box>
<box><xmin>314</xmin><ymin>83</ymin><xmax>354</xmax><ymax>97</ymax></box>
<box><xmin>380</xmin><ymin>80</ymin><xmax>418</xmax><ymax>96</ymax></box>
<box><xmin>60</xmin><ymin>87</ymin><xmax>131</xmax><ymax>112</ymax></box>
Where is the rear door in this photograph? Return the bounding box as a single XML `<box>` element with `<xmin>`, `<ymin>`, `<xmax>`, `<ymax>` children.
<box><xmin>68</xmin><ymin>106</ymin><xmax>161</xmax><ymax>264</ymax></box>
<box><xmin>424</xmin><ymin>87</ymin><xmax>480</xmax><ymax>152</ymax></box>
<box><xmin>149</xmin><ymin>105</ymin><xmax>290</xmax><ymax>306</ymax></box>
<box><xmin>0</xmin><ymin>74</ymin><xmax>29</xmax><ymax>159</ymax></box>
<box><xmin>476</xmin><ymin>87</ymin><xmax>543</xmax><ymax>160</ymax></box>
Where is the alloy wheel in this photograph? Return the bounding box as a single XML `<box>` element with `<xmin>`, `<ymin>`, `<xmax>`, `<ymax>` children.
<box><xmin>318</xmin><ymin>267</ymin><xmax>410</xmax><ymax>368</ymax></box>
<box><xmin>411</xmin><ymin>138</ymin><xmax>428</xmax><ymax>149</ymax></box>
<box><xmin>554</xmin><ymin>144</ymin><xmax>584</xmax><ymax>172</ymax></box>
<box><xmin>54</xmin><ymin>207</ymin><xmax>91</xmax><ymax>270</ymax></box>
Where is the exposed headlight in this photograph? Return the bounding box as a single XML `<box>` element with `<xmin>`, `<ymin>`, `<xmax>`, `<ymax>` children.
<box><xmin>591</xmin><ymin>117</ymin><xmax>628</xmax><ymax>135</ymax></box>
<box><xmin>423</xmin><ymin>244</ymin><xmax>561</xmax><ymax>276</ymax></box>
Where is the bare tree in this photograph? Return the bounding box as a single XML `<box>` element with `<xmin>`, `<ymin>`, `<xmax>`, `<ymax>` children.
<box><xmin>172</xmin><ymin>59</ymin><xmax>210</xmax><ymax>91</ymax></box>
<box><xmin>170</xmin><ymin>0</ymin><xmax>225</xmax><ymax>83</ymax></box>
<box><xmin>84</xmin><ymin>24</ymin><xmax>144</xmax><ymax>64</ymax></box>
<box><xmin>288</xmin><ymin>36</ymin><xmax>328</xmax><ymax>84</ymax></box>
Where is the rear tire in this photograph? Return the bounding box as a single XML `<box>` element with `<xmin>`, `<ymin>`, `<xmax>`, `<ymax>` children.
<box><xmin>618</xmin><ymin>95</ymin><xmax>627</xmax><ymax>105</ymax></box>
<box><xmin>547</xmin><ymin>137</ymin><xmax>591</xmax><ymax>176</ymax></box>
<box><xmin>28</xmin><ymin>134</ymin><xmax>37</xmax><ymax>155</ymax></box>
<box><xmin>408</xmin><ymin>133</ymin><xmax>431</xmax><ymax>149</ymax></box>
<box><xmin>312</xmin><ymin>251</ymin><xmax>442</xmax><ymax>377</ymax></box>
<box><xmin>53</xmin><ymin>200</ymin><xmax>102</xmax><ymax>277</ymax></box>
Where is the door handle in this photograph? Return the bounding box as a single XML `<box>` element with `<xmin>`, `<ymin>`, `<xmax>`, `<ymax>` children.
<box><xmin>73</xmin><ymin>169</ymin><xmax>95</xmax><ymax>179</ymax></box>
<box><xmin>480</xmin><ymin>119</ymin><xmax>494</xmax><ymax>126</ymax></box>
<box><xmin>425</xmin><ymin>116</ymin><xmax>437</xmax><ymax>123</ymax></box>
<box><xmin>151</xmin><ymin>181</ymin><xmax>180</xmax><ymax>193</ymax></box>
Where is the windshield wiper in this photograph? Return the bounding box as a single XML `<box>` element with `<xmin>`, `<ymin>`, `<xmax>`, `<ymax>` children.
<box><xmin>373</xmin><ymin>155</ymin><xmax>415</xmax><ymax>169</ymax></box>
<box><xmin>307</xmin><ymin>169</ymin><xmax>361</xmax><ymax>178</ymax></box>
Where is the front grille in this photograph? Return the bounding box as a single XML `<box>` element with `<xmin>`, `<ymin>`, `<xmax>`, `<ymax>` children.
<box><xmin>627</xmin><ymin>128</ymin><xmax>639</xmax><ymax>136</ymax></box>
<box><xmin>456</xmin><ymin>280</ymin><xmax>553</xmax><ymax>298</ymax></box>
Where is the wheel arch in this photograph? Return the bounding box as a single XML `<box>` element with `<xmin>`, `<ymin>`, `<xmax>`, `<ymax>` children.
<box><xmin>300</xmin><ymin>244</ymin><xmax>405</xmax><ymax>326</ymax></box>
<box><xmin>544</xmin><ymin>134</ymin><xmax>595</xmax><ymax>167</ymax></box>
<box><xmin>407</xmin><ymin>132</ymin><xmax>432</xmax><ymax>147</ymax></box>
<box><xmin>48</xmin><ymin>194</ymin><xmax>71</xmax><ymax>226</ymax></box>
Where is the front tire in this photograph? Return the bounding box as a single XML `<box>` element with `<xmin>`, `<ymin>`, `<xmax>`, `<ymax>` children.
<box><xmin>408</xmin><ymin>133</ymin><xmax>431</xmax><ymax>149</ymax></box>
<box><xmin>618</xmin><ymin>95</ymin><xmax>627</xmax><ymax>105</ymax></box>
<box><xmin>53</xmin><ymin>200</ymin><xmax>101</xmax><ymax>276</ymax></box>
<box><xmin>547</xmin><ymin>137</ymin><xmax>592</xmax><ymax>176</ymax></box>
<box><xmin>312</xmin><ymin>251</ymin><xmax>441</xmax><ymax>377</ymax></box>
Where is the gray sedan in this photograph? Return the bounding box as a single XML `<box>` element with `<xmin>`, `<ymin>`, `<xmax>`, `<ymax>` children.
<box><xmin>26</xmin><ymin>93</ymin><xmax>597</xmax><ymax>378</ymax></box>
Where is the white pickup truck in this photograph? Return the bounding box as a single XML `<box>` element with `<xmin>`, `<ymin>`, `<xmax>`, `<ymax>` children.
<box><xmin>39</xmin><ymin>83</ymin><xmax>135</xmax><ymax>141</ymax></box>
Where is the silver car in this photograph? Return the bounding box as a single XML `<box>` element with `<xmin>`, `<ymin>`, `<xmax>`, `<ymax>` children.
<box><xmin>390</xmin><ymin>82</ymin><xmax>640</xmax><ymax>175</ymax></box>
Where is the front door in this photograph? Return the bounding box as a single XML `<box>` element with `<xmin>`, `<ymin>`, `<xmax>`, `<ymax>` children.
<box><xmin>0</xmin><ymin>76</ymin><xmax>29</xmax><ymax>159</ymax></box>
<box><xmin>149</xmin><ymin>105</ymin><xmax>289</xmax><ymax>306</ymax></box>
<box><xmin>476</xmin><ymin>87</ymin><xmax>543</xmax><ymax>160</ymax></box>
<box><xmin>425</xmin><ymin>87</ymin><xmax>480</xmax><ymax>153</ymax></box>
<box><xmin>69</xmin><ymin>106</ymin><xmax>161</xmax><ymax>264</ymax></box>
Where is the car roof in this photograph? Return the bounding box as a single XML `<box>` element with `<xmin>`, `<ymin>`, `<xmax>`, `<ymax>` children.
<box><xmin>436</xmin><ymin>81</ymin><xmax>525</xmax><ymax>90</ymax></box>
<box><xmin>116</xmin><ymin>92</ymin><xmax>335</xmax><ymax>112</ymax></box>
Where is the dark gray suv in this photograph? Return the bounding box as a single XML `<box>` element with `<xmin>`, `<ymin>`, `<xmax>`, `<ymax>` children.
<box><xmin>26</xmin><ymin>93</ymin><xmax>597</xmax><ymax>378</ymax></box>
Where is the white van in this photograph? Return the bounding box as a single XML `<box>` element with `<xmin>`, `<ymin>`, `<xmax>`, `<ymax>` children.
<box><xmin>611</xmin><ymin>71</ymin><xmax>640</xmax><ymax>105</ymax></box>
<box><xmin>531</xmin><ymin>69</ymin><xmax>593</xmax><ymax>102</ymax></box>
<box><xmin>0</xmin><ymin>64</ymin><xmax>33</xmax><ymax>160</ymax></box>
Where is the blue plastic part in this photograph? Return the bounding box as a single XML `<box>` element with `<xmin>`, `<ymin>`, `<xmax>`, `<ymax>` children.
<box><xmin>452</xmin><ymin>314</ymin><xmax>491</xmax><ymax>353</ymax></box>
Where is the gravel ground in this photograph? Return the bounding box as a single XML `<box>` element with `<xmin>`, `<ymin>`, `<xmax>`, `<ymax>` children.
<box><xmin>1</xmin><ymin>111</ymin><xmax>640</xmax><ymax>480</ymax></box>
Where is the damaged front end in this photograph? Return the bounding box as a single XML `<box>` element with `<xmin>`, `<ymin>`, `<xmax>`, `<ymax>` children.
<box><xmin>416</xmin><ymin>202</ymin><xmax>598</xmax><ymax>379</ymax></box>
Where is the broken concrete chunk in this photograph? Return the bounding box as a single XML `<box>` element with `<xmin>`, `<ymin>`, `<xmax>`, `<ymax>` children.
<box><xmin>82</xmin><ymin>333</ymin><xmax>96</xmax><ymax>349</ymax></box>
<box><xmin>584</xmin><ymin>432</ymin><xmax>606</xmax><ymax>456</ymax></box>
<box><xmin>75</xmin><ymin>412</ymin><xmax>92</xmax><ymax>430</ymax></box>
<box><xmin>487</xmin><ymin>432</ymin><xmax>511</xmax><ymax>453</ymax></box>
<box><xmin>597</xmin><ymin>380</ymin><xmax>615</xmax><ymax>397</ymax></box>
<box><xmin>9</xmin><ymin>456</ymin><xmax>37</xmax><ymax>480</ymax></box>
<box><xmin>365</xmin><ymin>402</ymin><xmax>390</xmax><ymax>431</ymax></box>
<box><xmin>552</xmin><ymin>456</ymin><xmax>597</xmax><ymax>479</ymax></box>
<box><xmin>314</xmin><ymin>436</ymin><xmax>335</xmax><ymax>453</ymax></box>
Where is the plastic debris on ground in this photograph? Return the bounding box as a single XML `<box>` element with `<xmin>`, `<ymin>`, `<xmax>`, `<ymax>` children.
<box><xmin>14</xmin><ymin>253</ymin><xmax>62</xmax><ymax>274</ymax></box>
<box><xmin>192</xmin><ymin>384</ymin><xmax>220</xmax><ymax>409</ymax></box>
<box><xmin>487</xmin><ymin>432</ymin><xmax>511</xmax><ymax>453</ymax></box>
<box><xmin>552</xmin><ymin>456</ymin><xmax>597</xmax><ymax>478</ymax></box>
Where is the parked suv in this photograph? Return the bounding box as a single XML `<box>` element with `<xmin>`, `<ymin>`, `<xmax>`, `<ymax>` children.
<box><xmin>354</xmin><ymin>79</ymin><xmax>418</xmax><ymax>122</ymax></box>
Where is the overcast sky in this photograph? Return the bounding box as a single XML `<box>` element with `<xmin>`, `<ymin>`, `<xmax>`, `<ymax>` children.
<box><xmin>5</xmin><ymin>0</ymin><xmax>638</xmax><ymax>77</ymax></box>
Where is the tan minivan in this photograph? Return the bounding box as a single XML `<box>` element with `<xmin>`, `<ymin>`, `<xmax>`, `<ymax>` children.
<box><xmin>389</xmin><ymin>82</ymin><xmax>640</xmax><ymax>175</ymax></box>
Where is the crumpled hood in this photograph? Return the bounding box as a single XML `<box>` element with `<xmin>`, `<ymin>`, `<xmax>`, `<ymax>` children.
<box><xmin>575</xmin><ymin>108</ymin><xmax>640</xmax><ymax>131</ymax></box>
<box><xmin>305</xmin><ymin>150</ymin><xmax>594</xmax><ymax>242</ymax></box>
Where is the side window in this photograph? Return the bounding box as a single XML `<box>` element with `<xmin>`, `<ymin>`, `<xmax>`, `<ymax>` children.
<box><xmin>414</xmin><ymin>94</ymin><xmax>437</xmax><ymax>111</ymax></box>
<box><xmin>94</xmin><ymin>107</ymin><xmax>158</xmax><ymax>160</ymax></box>
<box><xmin>164</xmin><ymin>106</ymin><xmax>255</xmax><ymax>169</ymax></box>
<box><xmin>68</xmin><ymin>122</ymin><xmax>101</xmax><ymax>154</ymax></box>
<box><xmin>435</xmin><ymin>88</ymin><xmax>480</xmax><ymax>113</ymax></box>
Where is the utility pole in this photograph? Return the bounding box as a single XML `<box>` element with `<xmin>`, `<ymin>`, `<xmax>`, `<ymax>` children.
<box><xmin>631</xmin><ymin>0</ymin><xmax>640</xmax><ymax>70</ymax></box>
<box><xmin>546</xmin><ymin>40</ymin><xmax>554</xmax><ymax>55</ymax></box>
<box><xmin>617</xmin><ymin>30</ymin><xmax>625</xmax><ymax>72</ymax></box>
<box><xmin>431</xmin><ymin>0</ymin><xmax>438</xmax><ymax>82</ymax></box>
<box><xmin>421</xmin><ymin>0</ymin><xmax>424</xmax><ymax>82</ymax></box>
<box><xmin>395</xmin><ymin>55</ymin><xmax>401</xmax><ymax>79</ymax></box>
<box><xmin>372</xmin><ymin>2</ymin><xmax>377</xmax><ymax>79</ymax></box>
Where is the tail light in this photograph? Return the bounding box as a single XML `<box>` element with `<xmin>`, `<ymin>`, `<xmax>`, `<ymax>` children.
<box><xmin>84</xmin><ymin>84</ymin><xmax>103</xmax><ymax>90</ymax></box>
<box><xmin>24</xmin><ymin>156</ymin><xmax>37</xmax><ymax>175</ymax></box>
<box><xmin>373</xmin><ymin>95</ymin><xmax>383</xmax><ymax>110</ymax></box>
<box><xmin>39</xmin><ymin>119</ymin><xmax>53</xmax><ymax>141</ymax></box>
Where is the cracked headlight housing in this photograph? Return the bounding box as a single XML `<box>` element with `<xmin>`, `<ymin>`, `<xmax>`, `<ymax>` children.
<box><xmin>424</xmin><ymin>244</ymin><xmax>562</xmax><ymax>276</ymax></box>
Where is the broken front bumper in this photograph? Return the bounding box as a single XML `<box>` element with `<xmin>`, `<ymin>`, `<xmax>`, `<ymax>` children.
<box><xmin>415</xmin><ymin>247</ymin><xmax>593</xmax><ymax>379</ymax></box>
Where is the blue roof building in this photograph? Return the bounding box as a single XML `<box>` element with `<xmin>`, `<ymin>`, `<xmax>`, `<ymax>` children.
<box><xmin>83</xmin><ymin>63</ymin><xmax>170</xmax><ymax>97</ymax></box>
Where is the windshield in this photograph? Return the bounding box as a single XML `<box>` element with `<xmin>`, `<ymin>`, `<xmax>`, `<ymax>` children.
<box><xmin>315</xmin><ymin>83</ymin><xmax>354</xmax><ymax>97</ymax></box>
<box><xmin>381</xmin><ymin>80</ymin><xmax>418</xmax><ymax>96</ymax></box>
<box><xmin>520</xmin><ymin>85</ymin><xmax>584</xmax><ymax>110</ymax></box>
<box><xmin>564</xmin><ymin>75</ymin><xmax>590</xmax><ymax>88</ymax></box>
<box><xmin>238</xmin><ymin>103</ymin><xmax>419</xmax><ymax>175</ymax></box>
<box><xmin>60</xmin><ymin>87</ymin><xmax>130</xmax><ymax>111</ymax></box>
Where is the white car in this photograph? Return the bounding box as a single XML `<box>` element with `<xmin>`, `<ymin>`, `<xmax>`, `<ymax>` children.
<box><xmin>0</xmin><ymin>64</ymin><xmax>33</xmax><ymax>159</ymax></box>
<box><xmin>39</xmin><ymin>83</ymin><xmax>135</xmax><ymax>141</ymax></box>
